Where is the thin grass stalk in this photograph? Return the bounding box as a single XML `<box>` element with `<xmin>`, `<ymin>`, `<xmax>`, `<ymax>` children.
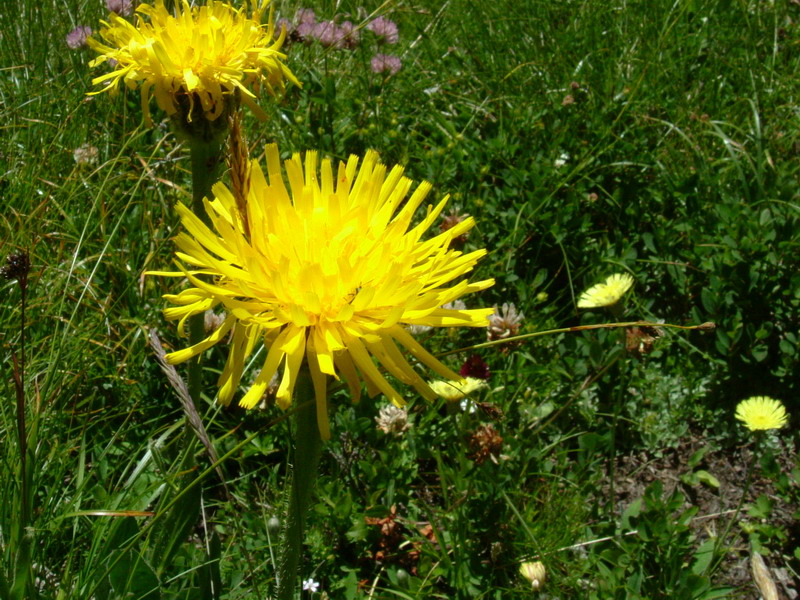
<box><xmin>712</xmin><ymin>440</ymin><xmax>758</xmax><ymax>571</ymax></box>
<box><xmin>606</xmin><ymin>356</ymin><xmax>625</xmax><ymax>519</ymax></box>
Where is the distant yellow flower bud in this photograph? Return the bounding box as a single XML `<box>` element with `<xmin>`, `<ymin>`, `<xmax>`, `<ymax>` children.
<box><xmin>519</xmin><ymin>561</ymin><xmax>546</xmax><ymax>591</ymax></box>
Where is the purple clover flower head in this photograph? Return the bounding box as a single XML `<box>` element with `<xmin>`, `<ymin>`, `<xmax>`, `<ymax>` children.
<box><xmin>275</xmin><ymin>17</ymin><xmax>293</xmax><ymax>39</ymax></box>
<box><xmin>294</xmin><ymin>9</ymin><xmax>316</xmax><ymax>41</ymax></box>
<box><xmin>367</xmin><ymin>16</ymin><xmax>399</xmax><ymax>44</ymax></box>
<box><xmin>276</xmin><ymin>9</ymin><xmax>315</xmax><ymax>42</ymax></box>
<box><xmin>312</xmin><ymin>20</ymin><xmax>339</xmax><ymax>47</ymax></box>
<box><xmin>337</xmin><ymin>21</ymin><xmax>359</xmax><ymax>50</ymax></box>
<box><xmin>66</xmin><ymin>25</ymin><xmax>92</xmax><ymax>49</ymax></box>
<box><xmin>296</xmin><ymin>8</ymin><xmax>316</xmax><ymax>24</ymax></box>
<box><xmin>295</xmin><ymin>20</ymin><xmax>315</xmax><ymax>40</ymax></box>
<box><xmin>106</xmin><ymin>0</ymin><xmax>133</xmax><ymax>16</ymax></box>
<box><xmin>371</xmin><ymin>53</ymin><xmax>402</xmax><ymax>75</ymax></box>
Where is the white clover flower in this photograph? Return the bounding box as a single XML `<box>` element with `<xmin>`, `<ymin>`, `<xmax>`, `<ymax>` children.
<box><xmin>376</xmin><ymin>404</ymin><xmax>411</xmax><ymax>436</ymax></box>
<box><xmin>487</xmin><ymin>302</ymin><xmax>524</xmax><ymax>341</ymax></box>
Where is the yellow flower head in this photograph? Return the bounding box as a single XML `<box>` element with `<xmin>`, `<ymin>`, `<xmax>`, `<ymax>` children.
<box><xmin>154</xmin><ymin>144</ymin><xmax>494</xmax><ymax>438</ymax></box>
<box><xmin>88</xmin><ymin>0</ymin><xmax>299</xmax><ymax>126</ymax></box>
<box><xmin>428</xmin><ymin>377</ymin><xmax>488</xmax><ymax>401</ymax></box>
<box><xmin>577</xmin><ymin>273</ymin><xmax>634</xmax><ymax>308</ymax></box>
<box><xmin>735</xmin><ymin>396</ymin><xmax>788</xmax><ymax>431</ymax></box>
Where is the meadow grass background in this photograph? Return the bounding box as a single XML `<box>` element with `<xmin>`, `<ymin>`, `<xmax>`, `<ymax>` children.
<box><xmin>1</xmin><ymin>0</ymin><xmax>799</xmax><ymax>597</ymax></box>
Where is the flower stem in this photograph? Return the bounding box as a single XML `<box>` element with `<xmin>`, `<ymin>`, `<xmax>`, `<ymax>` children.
<box><xmin>276</xmin><ymin>370</ymin><xmax>324</xmax><ymax>600</ymax></box>
<box><xmin>9</xmin><ymin>274</ymin><xmax>32</xmax><ymax>600</ymax></box>
<box><xmin>606</xmin><ymin>351</ymin><xmax>625</xmax><ymax>519</ymax></box>
<box><xmin>187</xmin><ymin>136</ymin><xmax>224</xmax><ymax>402</ymax></box>
<box><xmin>712</xmin><ymin>439</ymin><xmax>758</xmax><ymax>571</ymax></box>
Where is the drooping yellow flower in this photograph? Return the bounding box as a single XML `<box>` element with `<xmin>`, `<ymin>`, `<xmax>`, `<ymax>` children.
<box><xmin>735</xmin><ymin>396</ymin><xmax>788</xmax><ymax>431</ymax></box>
<box><xmin>428</xmin><ymin>377</ymin><xmax>488</xmax><ymax>401</ymax></box>
<box><xmin>152</xmin><ymin>144</ymin><xmax>494</xmax><ymax>438</ymax></box>
<box><xmin>88</xmin><ymin>0</ymin><xmax>299</xmax><ymax>125</ymax></box>
<box><xmin>577</xmin><ymin>273</ymin><xmax>634</xmax><ymax>308</ymax></box>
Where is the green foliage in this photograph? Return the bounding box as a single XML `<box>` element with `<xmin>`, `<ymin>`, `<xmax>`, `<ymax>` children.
<box><xmin>588</xmin><ymin>481</ymin><xmax>732</xmax><ymax>600</ymax></box>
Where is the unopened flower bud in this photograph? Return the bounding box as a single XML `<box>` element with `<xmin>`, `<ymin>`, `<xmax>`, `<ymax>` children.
<box><xmin>267</xmin><ymin>516</ymin><xmax>281</xmax><ymax>536</ymax></box>
<box><xmin>395</xmin><ymin>568</ymin><xmax>410</xmax><ymax>587</ymax></box>
<box><xmin>520</xmin><ymin>561</ymin><xmax>546</xmax><ymax>590</ymax></box>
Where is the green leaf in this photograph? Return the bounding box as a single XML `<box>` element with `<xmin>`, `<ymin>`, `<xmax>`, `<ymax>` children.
<box><xmin>747</xmin><ymin>495</ymin><xmax>772</xmax><ymax>519</ymax></box>
<box><xmin>108</xmin><ymin>549</ymin><xmax>160</xmax><ymax>599</ymax></box>
<box><xmin>621</xmin><ymin>498</ymin><xmax>642</xmax><ymax>531</ymax></box>
<box><xmin>0</xmin><ymin>566</ymin><xmax>9</xmax><ymax>600</ymax></box>
<box><xmin>9</xmin><ymin>527</ymin><xmax>34</xmax><ymax>600</ymax></box>
<box><xmin>691</xmin><ymin>539</ymin><xmax>716</xmax><ymax>575</ymax></box>
<box><xmin>687</xmin><ymin>447</ymin><xmax>709</xmax><ymax>469</ymax></box>
<box><xmin>694</xmin><ymin>470</ymin><xmax>720</xmax><ymax>489</ymax></box>
<box><xmin>150</xmin><ymin>474</ymin><xmax>202</xmax><ymax>576</ymax></box>
<box><xmin>198</xmin><ymin>532</ymin><xmax>223</xmax><ymax>600</ymax></box>
<box><xmin>752</xmin><ymin>344</ymin><xmax>769</xmax><ymax>362</ymax></box>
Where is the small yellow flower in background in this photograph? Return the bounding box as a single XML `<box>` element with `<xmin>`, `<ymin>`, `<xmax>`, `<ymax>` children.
<box><xmin>152</xmin><ymin>144</ymin><xmax>494</xmax><ymax>439</ymax></box>
<box><xmin>88</xmin><ymin>0</ymin><xmax>299</xmax><ymax>125</ymax></box>
<box><xmin>577</xmin><ymin>273</ymin><xmax>634</xmax><ymax>308</ymax></box>
<box><xmin>428</xmin><ymin>377</ymin><xmax>488</xmax><ymax>401</ymax></box>
<box><xmin>735</xmin><ymin>396</ymin><xmax>788</xmax><ymax>431</ymax></box>
<box><xmin>520</xmin><ymin>561</ymin><xmax>546</xmax><ymax>590</ymax></box>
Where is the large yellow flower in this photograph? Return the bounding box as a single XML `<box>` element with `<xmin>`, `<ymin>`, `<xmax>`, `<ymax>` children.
<box><xmin>88</xmin><ymin>0</ymin><xmax>299</xmax><ymax>125</ymax></box>
<box><xmin>735</xmin><ymin>396</ymin><xmax>788</xmax><ymax>431</ymax></box>
<box><xmin>153</xmin><ymin>144</ymin><xmax>494</xmax><ymax>438</ymax></box>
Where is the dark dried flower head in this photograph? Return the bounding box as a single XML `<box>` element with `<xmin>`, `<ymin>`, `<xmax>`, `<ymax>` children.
<box><xmin>460</xmin><ymin>354</ymin><xmax>490</xmax><ymax>380</ymax></box>
<box><xmin>440</xmin><ymin>209</ymin><xmax>470</xmax><ymax>246</ymax></box>
<box><xmin>2</xmin><ymin>252</ymin><xmax>30</xmax><ymax>289</ymax></box>
<box><xmin>367</xmin><ymin>16</ymin><xmax>399</xmax><ymax>44</ymax></box>
<box><xmin>371</xmin><ymin>53</ymin><xmax>402</xmax><ymax>75</ymax></box>
<box><xmin>487</xmin><ymin>302</ymin><xmax>524</xmax><ymax>341</ymax></box>
<box><xmin>66</xmin><ymin>25</ymin><xmax>92</xmax><ymax>49</ymax></box>
<box><xmin>625</xmin><ymin>325</ymin><xmax>663</xmax><ymax>357</ymax></box>
<box><xmin>468</xmin><ymin>423</ymin><xmax>503</xmax><ymax>464</ymax></box>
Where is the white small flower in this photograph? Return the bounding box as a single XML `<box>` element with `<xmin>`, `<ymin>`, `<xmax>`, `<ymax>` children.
<box><xmin>554</xmin><ymin>152</ymin><xmax>569</xmax><ymax>168</ymax></box>
<box><xmin>302</xmin><ymin>578</ymin><xmax>320</xmax><ymax>593</ymax></box>
<box><xmin>376</xmin><ymin>404</ymin><xmax>411</xmax><ymax>436</ymax></box>
<box><xmin>442</xmin><ymin>300</ymin><xmax>466</xmax><ymax>311</ymax></box>
<box><xmin>487</xmin><ymin>302</ymin><xmax>524</xmax><ymax>341</ymax></box>
<box><xmin>405</xmin><ymin>323</ymin><xmax>433</xmax><ymax>336</ymax></box>
<box><xmin>73</xmin><ymin>143</ymin><xmax>99</xmax><ymax>165</ymax></box>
